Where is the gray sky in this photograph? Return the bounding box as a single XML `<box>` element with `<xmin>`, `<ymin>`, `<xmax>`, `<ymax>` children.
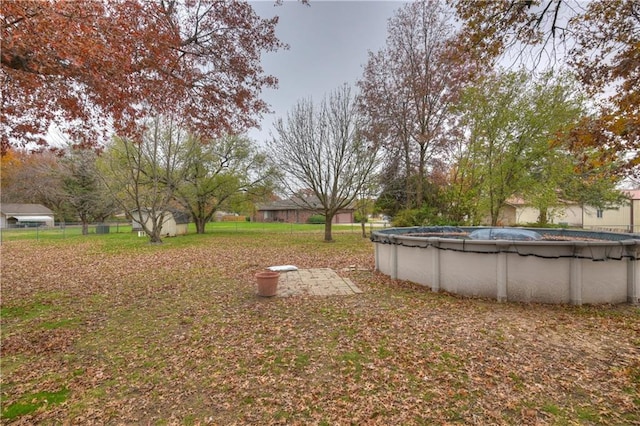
<box><xmin>248</xmin><ymin>1</ymin><xmax>406</xmax><ymax>144</ymax></box>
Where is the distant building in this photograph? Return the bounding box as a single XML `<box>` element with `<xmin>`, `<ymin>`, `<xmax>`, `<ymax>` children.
<box><xmin>131</xmin><ymin>208</ymin><xmax>190</xmax><ymax>237</ymax></box>
<box><xmin>582</xmin><ymin>189</ymin><xmax>640</xmax><ymax>233</ymax></box>
<box><xmin>255</xmin><ymin>197</ymin><xmax>354</xmax><ymax>224</ymax></box>
<box><xmin>0</xmin><ymin>203</ymin><xmax>55</xmax><ymax>228</ymax></box>
<box><xmin>497</xmin><ymin>197</ymin><xmax>582</xmax><ymax>227</ymax></box>
<box><xmin>490</xmin><ymin>190</ymin><xmax>640</xmax><ymax>233</ymax></box>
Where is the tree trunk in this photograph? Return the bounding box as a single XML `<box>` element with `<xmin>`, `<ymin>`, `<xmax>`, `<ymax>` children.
<box><xmin>82</xmin><ymin>221</ymin><xmax>89</xmax><ymax>236</ymax></box>
<box><xmin>538</xmin><ymin>207</ymin><xmax>548</xmax><ymax>226</ymax></box>
<box><xmin>417</xmin><ymin>143</ymin><xmax>427</xmax><ymax>208</ymax></box>
<box><xmin>404</xmin><ymin>137</ymin><xmax>414</xmax><ymax>209</ymax></box>
<box><xmin>360</xmin><ymin>220</ymin><xmax>367</xmax><ymax>238</ymax></box>
<box><xmin>149</xmin><ymin>231</ymin><xmax>163</xmax><ymax>244</ymax></box>
<box><xmin>195</xmin><ymin>217</ymin><xmax>206</xmax><ymax>234</ymax></box>
<box><xmin>323</xmin><ymin>217</ymin><xmax>333</xmax><ymax>242</ymax></box>
<box><xmin>490</xmin><ymin>207</ymin><xmax>499</xmax><ymax>226</ymax></box>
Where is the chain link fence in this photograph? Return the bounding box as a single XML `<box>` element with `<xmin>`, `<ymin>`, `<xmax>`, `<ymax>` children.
<box><xmin>0</xmin><ymin>221</ymin><xmax>132</xmax><ymax>242</ymax></box>
<box><xmin>0</xmin><ymin>220</ymin><xmax>392</xmax><ymax>242</ymax></box>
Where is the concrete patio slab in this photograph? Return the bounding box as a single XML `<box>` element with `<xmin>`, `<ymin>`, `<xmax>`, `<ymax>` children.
<box><xmin>275</xmin><ymin>268</ymin><xmax>363</xmax><ymax>297</ymax></box>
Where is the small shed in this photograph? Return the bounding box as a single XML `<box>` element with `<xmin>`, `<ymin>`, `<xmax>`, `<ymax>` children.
<box><xmin>131</xmin><ymin>208</ymin><xmax>190</xmax><ymax>237</ymax></box>
<box><xmin>0</xmin><ymin>203</ymin><xmax>55</xmax><ymax>228</ymax></box>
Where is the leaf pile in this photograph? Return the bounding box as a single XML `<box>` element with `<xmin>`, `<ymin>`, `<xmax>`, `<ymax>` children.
<box><xmin>1</xmin><ymin>233</ymin><xmax>639</xmax><ymax>424</ymax></box>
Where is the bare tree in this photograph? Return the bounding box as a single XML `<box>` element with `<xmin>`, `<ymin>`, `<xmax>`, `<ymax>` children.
<box><xmin>358</xmin><ymin>0</ymin><xmax>475</xmax><ymax>209</ymax></box>
<box><xmin>99</xmin><ymin>116</ymin><xmax>189</xmax><ymax>244</ymax></box>
<box><xmin>269</xmin><ymin>85</ymin><xmax>380</xmax><ymax>242</ymax></box>
<box><xmin>0</xmin><ymin>149</ymin><xmax>73</xmax><ymax>220</ymax></box>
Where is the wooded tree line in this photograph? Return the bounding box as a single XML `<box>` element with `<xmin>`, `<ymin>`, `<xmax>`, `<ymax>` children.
<box><xmin>1</xmin><ymin>127</ymin><xmax>278</xmax><ymax>242</ymax></box>
<box><xmin>2</xmin><ymin>0</ymin><xmax>637</xmax><ymax>238</ymax></box>
<box><xmin>356</xmin><ymin>0</ymin><xmax>637</xmax><ymax>226</ymax></box>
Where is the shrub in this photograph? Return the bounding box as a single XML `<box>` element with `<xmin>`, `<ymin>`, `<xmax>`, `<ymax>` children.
<box><xmin>392</xmin><ymin>206</ymin><xmax>462</xmax><ymax>227</ymax></box>
<box><xmin>307</xmin><ymin>214</ymin><xmax>326</xmax><ymax>224</ymax></box>
<box><xmin>392</xmin><ymin>209</ymin><xmax>422</xmax><ymax>227</ymax></box>
<box><xmin>522</xmin><ymin>222</ymin><xmax>568</xmax><ymax>229</ymax></box>
<box><xmin>354</xmin><ymin>212</ymin><xmax>368</xmax><ymax>223</ymax></box>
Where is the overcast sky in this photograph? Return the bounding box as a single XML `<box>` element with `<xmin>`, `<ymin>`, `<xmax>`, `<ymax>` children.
<box><xmin>247</xmin><ymin>1</ymin><xmax>406</xmax><ymax>144</ymax></box>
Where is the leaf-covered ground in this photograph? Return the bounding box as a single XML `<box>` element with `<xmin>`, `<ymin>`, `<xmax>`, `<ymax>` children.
<box><xmin>1</xmin><ymin>231</ymin><xmax>639</xmax><ymax>424</ymax></box>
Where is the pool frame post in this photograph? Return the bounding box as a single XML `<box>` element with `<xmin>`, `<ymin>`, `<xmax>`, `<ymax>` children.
<box><xmin>628</xmin><ymin>242</ymin><xmax>639</xmax><ymax>304</ymax></box>
<box><xmin>570</xmin><ymin>242</ymin><xmax>587</xmax><ymax>306</ymax></box>
<box><xmin>496</xmin><ymin>242</ymin><xmax>509</xmax><ymax>302</ymax></box>
<box><xmin>428</xmin><ymin>238</ymin><xmax>440</xmax><ymax>292</ymax></box>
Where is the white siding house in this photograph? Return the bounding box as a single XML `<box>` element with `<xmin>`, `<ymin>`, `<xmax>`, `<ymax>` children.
<box><xmin>582</xmin><ymin>189</ymin><xmax>640</xmax><ymax>233</ymax></box>
<box><xmin>496</xmin><ymin>190</ymin><xmax>640</xmax><ymax>233</ymax></box>
<box><xmin>496</xmin><ymin>197</ymin><xmax>582</xmax><ymax>227</ymax></box>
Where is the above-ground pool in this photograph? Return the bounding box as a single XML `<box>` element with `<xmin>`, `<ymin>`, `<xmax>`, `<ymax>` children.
<box><xmin>371</xmin><ymin>226</ymin><xmax>640</xmax><ymax>305</ymax></box>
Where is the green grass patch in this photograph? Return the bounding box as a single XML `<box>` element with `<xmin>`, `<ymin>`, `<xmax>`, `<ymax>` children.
<box><xmin>0</xmin><ymin>220</ymin><xmax>369</xmax><ymax>244</ymax></box>
<box><xmin>1</xmin><ymin>302</ymin><xmax>52</xmax><ymax>320</ymax></box>
<box><xmin>541</xmin><ymin>403</ymin><xmax>562</xmax><ymax>416</ymax></box>
<box><xmin>1</xmin><ymin>388</ymin><xmax>69</xmax><ymax>421</ymax></box>
<box><xmin>294</xmin><ymin>352</ymin><xmax>311</xmax><ymax>369</ymax></box>
<box><xmin>508</xmin><ymin>372</ymin><xmax>525</xmax><ymax>390</ymax></box>
<box><xmin>377</xmin><ymin>344</ymin><xmax>393</xmax><ymax>359</ymax></box>
<box><xmin>338</xmin><ymin>350</ymin><xmax>369</xmax><ymax>378</ymax></box>
<box><xmin>576</xmin><ymin>406</ymin><xmax>600</xmax><ymax>422</ymax></box>
<box><xmin>40</xmin><ymin>317</ymin><xmax>80</xmax><ymax>330</ymax></box>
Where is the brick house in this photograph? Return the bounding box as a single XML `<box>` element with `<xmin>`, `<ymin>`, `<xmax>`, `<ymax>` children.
<box><xmin>254</xmin><ymin>197</ymin><xmax>354</xmax><ymax>224</ymax></box>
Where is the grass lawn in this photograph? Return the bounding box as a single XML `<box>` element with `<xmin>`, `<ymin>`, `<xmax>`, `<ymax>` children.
<box><xmin>1</xmin><ymin>227</ymin><xmax>639</xmax><ymax>424</ymax></box>
<box><xmin>0</xmin><ymin>221</ymin><xmax>375</xmax><ymax>243</ymax></box>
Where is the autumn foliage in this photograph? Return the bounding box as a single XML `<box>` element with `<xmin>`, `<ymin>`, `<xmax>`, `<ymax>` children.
<box><xmin>357</xmin><ymin>0</ymin><xmax>477</xmax><ymax>210</ymax></box>
<box><xmin>1</xmin><ymin>0</ymin><xmax>284</xmax><ymax>155</ymax></box>
<box><xmin>451</xmin><ymin>0</ymin><xmax>640</xmax><ymax>177</ymax></box>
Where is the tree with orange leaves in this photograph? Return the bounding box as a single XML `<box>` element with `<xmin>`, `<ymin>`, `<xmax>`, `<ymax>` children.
<box><xmin>1</xmin><ymin>1</ymin><xmax>284</xmax><ymax>155</ymax></box>
<box><xmin>451</xmin><ymin>0</ymin><xmax>639</xmax><ymax>178</ymax></box>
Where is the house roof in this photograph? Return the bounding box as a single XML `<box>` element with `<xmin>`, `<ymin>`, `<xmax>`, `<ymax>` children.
<box><xmin>132</xmin><ymin>208</ymin><xmax>190</xmax><ymax>224</ymax></box>
<box><xmin>168</xmin><ymin>209</ymin><xmax>190</xmax><ymax>224</ymax></box>
<box><xmin>504</xmin><ymin>197</ymin><xmax>527</xmax><ymax>206</ymax></box>
<box><xmin>257</xmin><ymin>198</ymin><xmax>318</xmax><ymax>211</ymax></box>
<box><xmin>0</xmin><ymin>203</ymin><xmax>54</xmax><ymax>215</ymax></box>
<box><xmin>625</xmin><ymin>189</ymin><xmax>640</xmax><ymax>200</ymax></box>
<box><xmin>11</xmin><ymin>216</ymin><xmax>54</xmax><ymax>222</ymax></box>
<box><xmin>504</xmin><ymin>196</ymin><xmax>579</xmax><ymax>207</ymax></box>
<box><xmin>257</xmin><ymin>196</ymin><xmax>356</xmax><ymax>212</ymax></box>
